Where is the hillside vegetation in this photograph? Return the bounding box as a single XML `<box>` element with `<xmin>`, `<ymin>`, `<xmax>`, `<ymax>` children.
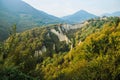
<box><xmin>0</xmin><ymin>0</ymin><xmax>63</xmax><ymax>41</ymax></box>
<box><xmin>0</xmin><ymin>17</ymin><xmax>120</xmax><ymax>80</ymax></box>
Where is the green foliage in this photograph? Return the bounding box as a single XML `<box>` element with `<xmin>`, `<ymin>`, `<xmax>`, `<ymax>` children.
<box><xmin>0</xmin><ymin>68</ymin><xmax>35</xmax><ymax>80</ymax></box>
<box><xmin>0</xmin><ymin>0</ymin><xmax>64</xmax><ymax>41</ymax></box>
<box><xmin>38</xmin><ymin>17</ymin><xmax>120</xmax><ymax>80</ymax></box>
<box><xmin>0</xmin><ymin>17</ymin><xmax>120</xmax><ymax>80</ymax></box>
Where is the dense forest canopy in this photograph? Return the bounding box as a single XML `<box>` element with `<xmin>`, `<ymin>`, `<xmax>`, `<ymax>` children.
<box><xmin>0</xmin><ymin>17</ymin><xmax>120</xmax><ymax>80</ymax></box>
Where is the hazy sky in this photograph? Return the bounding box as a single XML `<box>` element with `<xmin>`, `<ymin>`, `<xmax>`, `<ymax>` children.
<box><xmin>22</xmin><ymin>0</ymin><xmax>120</xmax><ymax>17</ymax></box>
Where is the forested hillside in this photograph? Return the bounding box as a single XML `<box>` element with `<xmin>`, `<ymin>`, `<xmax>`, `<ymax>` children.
<box><xmin>0</xmin><ymin>17</ymin><xmax>120</xmax><ymax>80</ymax></box>
<box><xmin>0</xmin><ymin>0</ymin><xmax>63</xmax><ymax>41</ymax></box>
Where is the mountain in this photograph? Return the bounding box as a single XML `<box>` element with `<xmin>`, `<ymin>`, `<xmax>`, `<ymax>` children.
<box><xmin>62</xmin><ymin>10</ymin><xmax>97</xmax><ymax>23</ymax></box>
<box><xmin>0</xmin><ymin>0</ymin><xmax>63</xmax><ymax>41</ymax></box>
<box><xmin>102</xmin><ymin>11</ymin><xmax>120</xmax><ymax>17</ymax></box>
<box><xmin>0</xmin><ymin>17</ymin><xmax>120</xmax><ymax>80</ymax></box>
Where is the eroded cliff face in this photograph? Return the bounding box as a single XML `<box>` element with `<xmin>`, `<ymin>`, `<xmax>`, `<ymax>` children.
<box><xmin>49</xmin><ymin>23</ymin><xmax>86</xmax><ymax>51</ymax></box>
<box><xmin>50</xmin><ymin>28</ymin><xmax>70</xmax><ymax>43</ymax></box>
<box><xmin>62</xmin><ymin>21</ymin><xmax>88</xmax><ymax>30</ymax></box>
<box><xmin>50</xmin><ymin>22</ymin><xmax>87</xmax><ymax>43</ymax></box>
<box><xmin>34</xmin><ymin>45</ymin><xmax>47</xmax><ymax>57</ymax></box>
<box><xmin>50</xmin><ymin>21</ymin><xmax>88</xmax><ymax>43</ymax></box>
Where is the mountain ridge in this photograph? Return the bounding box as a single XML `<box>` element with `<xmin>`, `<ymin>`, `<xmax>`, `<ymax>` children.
<box><xmin>0</xmin><ymin>0</ymin><xmax>63</xmax><ymax>41</ymax></box>
<box><xmin>62</xmin><ymin>10</ymin><xmax>97</xmax><ymax>23</ymax></box>
<box><xmin>101</xmin><ymin>11</ymin><xmax>120</xmax><ymax>17</ymax></box>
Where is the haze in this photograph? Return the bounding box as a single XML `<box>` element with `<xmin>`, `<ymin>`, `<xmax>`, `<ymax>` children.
<box><xmin>20</xmin><ymin>0</ymin><xmax>120</xmax><ymax>17</ymax></box>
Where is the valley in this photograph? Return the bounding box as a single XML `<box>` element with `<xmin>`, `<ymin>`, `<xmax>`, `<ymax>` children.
<box><xmin>0</xmin><ymin>0</ymin><xmax>120</xmax><ymax>80</ymax></box>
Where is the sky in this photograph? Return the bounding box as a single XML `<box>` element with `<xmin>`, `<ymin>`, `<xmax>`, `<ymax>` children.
<box><xmin>22</xmin><ymin>0</ymin><xmax>120</xmax><ymax>17</ymax></box>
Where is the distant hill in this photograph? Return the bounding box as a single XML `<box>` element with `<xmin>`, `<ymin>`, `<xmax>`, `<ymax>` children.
<box><xmin>101</xmin><ymin>11</ymin><xmax>120</xmax><ymax>17</ymax></box>
<box><xmin>62</xmin><ymin>10</ymin><xmax>97</xmax><ymax>23</ymax></box>
<box><xmin>0</xmin><ymin>0</ymin><xmax>63</xmax><ymax>41</ymax></box>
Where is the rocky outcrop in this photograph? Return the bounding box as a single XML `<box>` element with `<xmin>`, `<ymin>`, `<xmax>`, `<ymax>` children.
<box><xmin>50</xmin><ymin>22</ymin><xmax>87</xmax><ymax>44</ymax></box>
<box><xmin>34</xmin><ymin>46</ymin><xmax>47</xmax><ymax>57</ymax></box>
<box><xmin>41</xmin><ymin>46</ymin><xmax>47</xmax><ymax>53</ymax></box>
<box><xmin>34</xmin><ymin>50</ymin><xmax>42</xmax><ymax>57</ymax></box>
<box><xmin>51</xmin><ymin>27</ymin><xmax>70</xmax><ymax>43</ymax></box>
<box><xmin>62</xmin><ymin>21</ymin><xmax>88</xmax><ymax>30</ymax></box>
